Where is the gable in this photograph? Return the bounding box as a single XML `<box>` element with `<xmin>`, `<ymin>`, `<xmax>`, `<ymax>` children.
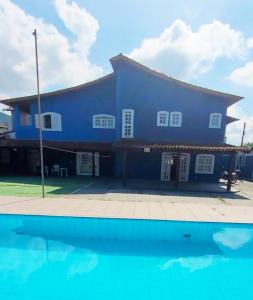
<box><xmin>110</xmin><ymin>54</ymin><xmax>243</xmax><ymax>107</ymax></box>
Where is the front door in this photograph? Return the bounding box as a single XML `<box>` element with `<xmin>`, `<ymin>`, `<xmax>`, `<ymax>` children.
<box><xmin>179</xmin><ymin>154</ymin><xmax>190</xmax><ymax>182</ymax></box>
<box><xmin>161</xmin><ymin>153</ymin><xmax>172</xmax><ymax>181</ymax></box>
<box><xmin>161</xmin><ymin>152</ymin><xmax>190</xmax><ymax>182</ymax></box>
<box><xmin>76</xmin><ymin>152</ymin><xmax>99</xmax><ymax>176</ymax></box>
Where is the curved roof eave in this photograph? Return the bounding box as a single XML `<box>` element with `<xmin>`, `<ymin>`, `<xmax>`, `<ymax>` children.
<box><xmin>110</xmin><ymin>54</ymin><xmax>244</xmax><ymax>104</ymax></box>
<box><xmin>1</xmin><ymin>73</ymin><xmax>114</xmax><ymax>106</ymax></box>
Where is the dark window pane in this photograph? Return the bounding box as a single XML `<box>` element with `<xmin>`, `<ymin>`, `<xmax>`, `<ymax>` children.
<box><xmin>44</xmin><ymin>115</ymin><xmax>51</xmax><ymax>129</ymax></box>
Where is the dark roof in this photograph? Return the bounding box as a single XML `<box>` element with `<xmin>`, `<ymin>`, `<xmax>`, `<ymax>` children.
<box><xmin>0</xmin><ymin>139</ymin><xmax>113</xmax><ymax>151</ymax></box>
<box><xmin>2</xmin><ymin>54</ymin><xmax>243</xmax><ymax>106</ymax></box>
<box><xmin>226</xmin><ymin>116</ymin><xmax>239</xmax><ymax>124</ymax></box>
<box><xmin>115</xmin><ymin>139</ymin><xmax>249</xmax><ymax>153</ymax></box>
<box><xmin>110</xmin><ymin>54</ymin><xmax>243</xmax><ymax>104</ymax></box>
<box><xmin>1</xmin><ymin>74</ymin><xmax>114</xmax><ymax>105</ymax></box>
<box><xmin>0</xmin><ymin>138</ymin><xmax>249</xmax><ymax>153</ymax></box>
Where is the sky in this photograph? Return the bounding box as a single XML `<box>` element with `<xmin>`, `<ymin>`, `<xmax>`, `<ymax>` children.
<box><xmin>0</xmin><ymin>0</ymin><xmax>253</xmax><ymax>145</ymax></box>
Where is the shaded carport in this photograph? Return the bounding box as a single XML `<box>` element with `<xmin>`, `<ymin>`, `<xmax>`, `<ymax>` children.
<box><xmin>114</xmin><ymin>140</ymin><xmax>249</xmax><ymax>191</ymax></box>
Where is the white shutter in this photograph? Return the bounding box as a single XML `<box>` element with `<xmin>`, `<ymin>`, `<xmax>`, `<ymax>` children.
<box><xmin>36</xmin><ymin>112</ymin><xmax>62</xmax><ymax>131</ymax></box>
<box><xmin>51</xmin><ymin>113</ymin><xmax>62</xmax><ymax>131</ymax></box>
<box><xmin>34</xmin><ymin>114</ymin><xmax>40</xmax><ymax>128</ymax></box>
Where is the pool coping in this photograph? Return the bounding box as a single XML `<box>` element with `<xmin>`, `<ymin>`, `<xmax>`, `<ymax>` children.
<box><xmin>0</xmin><ymin>196</ymin><xmax>252</xmax><ymax>224</ymax></box>
<box><xmin>1</xmin><ymin>211</ymin><xmax>253</xmax><ymax>226</ymax></box>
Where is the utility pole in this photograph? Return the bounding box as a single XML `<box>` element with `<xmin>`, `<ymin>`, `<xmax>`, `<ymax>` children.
<box><xmin>240</xmin><ymin>122</ymin><xmax>246</xmax><ymax>147</ymax></box>
<box><xmin>33</xmin><ymin>29</ymin><xmax>45</xmax><ymax>198</ymax></box>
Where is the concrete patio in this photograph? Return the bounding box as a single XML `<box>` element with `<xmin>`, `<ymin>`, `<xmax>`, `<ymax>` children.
<box><xmin>0</xmin><ymin>179</ymin><xmax>252</xmax><ymax>224</ymax></box>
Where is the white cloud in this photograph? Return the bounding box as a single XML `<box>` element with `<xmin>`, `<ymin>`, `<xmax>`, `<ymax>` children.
<box><xmin>226</xmin><ymin>104</ymin><xmax>253</xmax><ymax>145</ymax></box>
<box><xmin>0</xmin><ymin>0</ymin><xmax>103</xmax><ymax>98</ymax></box>
<box><xmin>228</xmin><ymin>61</ymin><xmax>253</xmax><ymax>87</ymax></box>
<box><xmin>129</xmin><ymin>19</ymin><xmax>246</xmax><ymax>79</ymax></box>
<box><xmin>54</xmin><ymin>0</ymin><xmax>99</xmax><ymax>55</ymax></box>
<box><xmin>247</xmin><ymin>38</ymin><xmax>253</xmax><ymax>49</ymax></box>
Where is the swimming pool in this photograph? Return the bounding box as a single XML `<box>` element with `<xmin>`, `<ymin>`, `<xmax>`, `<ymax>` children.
<box><xmin>0</xmin><ymin>214</ymin><xmax>253</xmax><ymax>300</ymax></box>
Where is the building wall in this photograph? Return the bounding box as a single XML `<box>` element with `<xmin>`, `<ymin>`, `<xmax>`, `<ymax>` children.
<box><xmin>14</xmin><ymin>75</ymin><xmax>116</xmax><ymax>142</ymax></box>
<box><xmin>115</xmin><ymin>151</ymin><xmax>230</xmax><ymax>183</ymax></box>
<box><xmin>242</xmin><ymin>156</ymin><xmax>253</xmax><ymax>180</ymax></box>
<box><xmin>113</xmin><ymin>59</ymin><xmax>228</xmax><ymax>144</ymax></box>
<box><xmin>12</xmin><ymin>59</ymin><xmax>233</xmax><ymax>145</ymax></box>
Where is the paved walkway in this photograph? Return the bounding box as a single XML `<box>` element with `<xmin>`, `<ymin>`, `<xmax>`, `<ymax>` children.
<box><xmin>0</xmin><ymin>192</ymin><xmax>253</xmax><ymax>224</ymax></box>
<box><xmin>0</xmin><ymin>179</ymin><xmax>253</xmax><ymax>223</ymax></box>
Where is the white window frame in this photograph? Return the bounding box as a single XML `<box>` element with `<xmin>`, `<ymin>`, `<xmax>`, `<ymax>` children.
<box><xmin>195</xmin><ymin>154</ymin><xmax>215</xmax><ymax>174</ymax></box>
<box><xmin>170</xmin><ymin>111</ymin><xmax>182</xmax><ymax>127</ymax></box>
<box><xmin>122</xmin><ymin>109</ymin><xmax>134</xmax><ymax>138</ymax></box>
<box><xmin>93</xmin><ymin>114</ymin><xmax>115</xmax><ymax>129</ymax></box>
<box><xmin>20</xmin><ymin>111</ymin><xmax>32</xmax><ymax>126</ymax></box>
<box><xmin>157</xmin><ymin>111</ymin><xmax>169</xmax><ymax>127</ymax></box>
<box><xmin>35</xmin><ymin>112</ymin><xmax>62</xmax><ymax>131</ymax></box>
<box><xmin>209</xmin><ymin>113</ymin><xmax>222</xmax><ymax>129</ymax></box>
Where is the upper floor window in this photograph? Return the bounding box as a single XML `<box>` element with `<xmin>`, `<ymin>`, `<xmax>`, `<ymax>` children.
<box><xmin>44</xmin><ymin>114</ymin><xmax>52</xmax><ymax>129</ymax></box>
<box><xmin>93</xmin><ymin>114</ymin><xmax>115</xmax><ymax>129</ymax></box>
<box><xmin>170</xmin><ymin>112</ymin><xmax>182</xmax><ymax>127</ymax></box>
<box><xmin>122</xmin><ymin>109</ymin><xmax>134</xmax><ymax>138</ymax></box>
<box><xmin>20</xmin><ymin>103</ymin><xmax>32</xmax><ymax>126</ymax></box>
<box><xmin>157</xmin><ymin>111</ymin><xmax>169</xmax><ymax>126</ymax></box>
<box><xmin>209</xmin><ymin>113</ymin><xmax>222</xmax><ymax>128</ymax></box>
<box><xmin>20</xmin><ymin>111</ymin><xmax>32</xmax><ymax>126</ymax></box>
<box><xmin>35</xmin><ymin>112</ymin><xmax>62</xmax><ymax>131</ymax></box>
<box><xmin>195</xmin><ymin>154</ymin><xmax>215</xmax><ymax>174</ymax></box>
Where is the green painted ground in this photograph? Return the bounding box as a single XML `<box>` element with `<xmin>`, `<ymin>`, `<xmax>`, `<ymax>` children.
<box><xmin>0</xmin><ymin>176</ymin><xmax>93</xmax><ymax>197</ymax></box>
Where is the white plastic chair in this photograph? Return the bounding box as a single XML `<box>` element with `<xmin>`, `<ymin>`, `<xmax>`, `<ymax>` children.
<box><xmin>52</xmin><ymin>164</ymin><xmax>60</xmax><ymax>176</ymax></box>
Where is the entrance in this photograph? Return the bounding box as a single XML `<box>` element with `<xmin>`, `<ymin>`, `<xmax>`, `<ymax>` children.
<box><xmin>76</xmin><ymin>152</ymin><xmax>99</xmax><ymax>176</ymax></box>
<box><xmin>161</xmin><ymin>152</ymin><xmax>190</xmax><ymax>182</ymax></box>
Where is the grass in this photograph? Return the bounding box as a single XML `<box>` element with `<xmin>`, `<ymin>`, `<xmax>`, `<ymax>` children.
<box><xmin>0</xmin><ymin>176</ymin><xmax>94</xmax><ymax>197</ymax></box>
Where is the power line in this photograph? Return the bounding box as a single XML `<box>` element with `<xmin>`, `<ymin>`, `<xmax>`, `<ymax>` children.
<box><xmin>43</xmin><ymin>145</ymin><xmax>113</xmax><ymax>157</ymax></box>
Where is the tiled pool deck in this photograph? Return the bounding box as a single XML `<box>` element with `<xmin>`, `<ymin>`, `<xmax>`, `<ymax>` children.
<box><xmin>0</xmin><ymin>193</ymin><xmax>253</xmax><ymax>223</ymax></box>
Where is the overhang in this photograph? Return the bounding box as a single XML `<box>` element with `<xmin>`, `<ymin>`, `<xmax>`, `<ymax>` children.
<box><xmin>0</xmin><ymin>139</ymin><xmax>113</xmax><ymax>151</ymax></box>
<box><xmin>114</xmin><ymin>140</ymin><xmax>249</xmax><ymax>153</ymax></box>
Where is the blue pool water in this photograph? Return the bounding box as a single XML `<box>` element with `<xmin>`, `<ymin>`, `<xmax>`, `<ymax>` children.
<box><xmin>0</xmin><ymin>215</ymin><xmax>253</xmax><ymax>300</ymax></box>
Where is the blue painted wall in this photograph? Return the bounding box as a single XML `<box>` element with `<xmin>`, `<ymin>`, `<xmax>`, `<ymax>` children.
<box><xmin>115</xmin><ymin>151</ymin><xmax>231</xmax><ymax>183</ymax></box>
<box><xmin>13</xmin><ymin>56</ymin><xmax>233</xmax><ymax>145</ymax></box>
<box><xmin>9</xmin><ymin>56</ymin><xmax>241</xmax><ymax>183</ymax></box>
<box><xmin>14</xmin><ymin>75</ymin><xmax>116</xmax><ymax>142</ymax></box>
<box><xmin>242</xmin><ymin>156</ymin><xmax>253</xmax><ymax>180</ymax></box>
<box><xmin>112</xmin><ymin>59</ymin><xmax>229</xmax><ymax>144</ymax></box>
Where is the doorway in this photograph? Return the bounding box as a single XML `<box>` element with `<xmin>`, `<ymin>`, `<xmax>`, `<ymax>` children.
<box><xmin>161</xmin><ymin>152</ymin><xmax>190</xmax><ymax>182</ymax></box>
<box><xmin>76</xmin><ymin>152</ymin><xmax>99</xmax><ymax>176</ymax></box>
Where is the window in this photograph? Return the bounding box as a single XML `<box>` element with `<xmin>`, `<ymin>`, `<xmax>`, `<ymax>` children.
<box><xmin>44</xmin><ymin>114</ymin><xmax>52</xmax><ymax>129</ymax></box>
<box><xmin>93</xmin><ymin>114</ymin><xmax>115</xmax><ymax>129</ymax></box>
<box><xmin>20</xmin><ymin>103</ymin><xmax>32</xmax><ymax>126</ymax></box>
<box><xmin>20</xmin><ymin>111</ymin><xmax>32</xmax><ymax>126</ymax></box>
<box><xmin>157</xmin><ymin>111</ymin><xmax>169</xmax><ymax>126</ymax></box>
<box><xmin>209</xmin><ymin>113</ymin><xmax>222</xmax><ymax>128</ymax></box>
<box><xmin>35</xmin><ymin>112</ymin><xmax>62</xmax><ymax>131</ymax></box>
<box><xmin>122</xmin><ymin>109</ymin><xmax>134</xmax><ymax>138</ymax></box>
<box><xmin>195</xmin><ymin>154</ymin><xmax>215</xmax><ymax>174</ymax></box>
<box><xmin>170</xmin><ymin>112</ymin><xmax>182</xmax><ymax>127</ymax></box>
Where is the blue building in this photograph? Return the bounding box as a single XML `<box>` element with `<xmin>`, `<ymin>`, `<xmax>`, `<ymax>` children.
<box><xmin>0</xmin><ymin>54</ymin><xmax>246</xmax><ymax>189</ymax></box>
<box><xmin>236</xmin><ymin>151</ymin><xmax>253</xmax><ymax>180</ymax></box>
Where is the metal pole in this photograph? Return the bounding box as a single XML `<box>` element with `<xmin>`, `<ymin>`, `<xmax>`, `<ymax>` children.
<box><xmin>240</xmin><ymin>122</ymin><xmax>246</xmax><ymax>147</ymax></box>
<box><xmin>33</xmin><ymin>29</ymin><xmax>45</xmax><ymax>198</ymax></box>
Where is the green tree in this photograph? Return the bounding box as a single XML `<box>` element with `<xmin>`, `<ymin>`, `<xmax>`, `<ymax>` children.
<box><xmin>243</xmin><ymin>142</ymin><xmax>253</xmax><ymax>149</ymax></box>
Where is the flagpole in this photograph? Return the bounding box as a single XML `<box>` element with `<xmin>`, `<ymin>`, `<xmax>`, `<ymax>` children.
<box><xmin>33</xmin><ymin>29</ymin><xmax>45</xmax><ymax>198</ymax></box>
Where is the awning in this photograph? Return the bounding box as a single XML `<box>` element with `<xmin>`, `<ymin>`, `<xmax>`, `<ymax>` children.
<box><xmin>114</xmin><ymin>140</ymin><xmax>249</xmax><ymax>153</ymax></box>
<box><xmin>0</xmin><ymin>139</ymin><xmax>113</xmax><ymax>151</ymax></box>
